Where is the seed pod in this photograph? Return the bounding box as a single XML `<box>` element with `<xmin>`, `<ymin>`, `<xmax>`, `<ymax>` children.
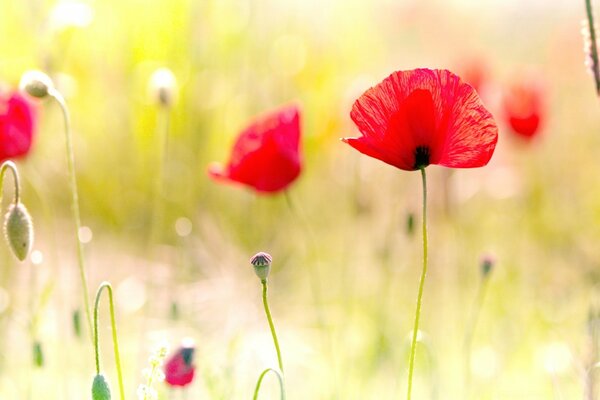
<box><xmin>92</xmin><ymin>374</ymin><xmax>111</xmax><ymax>400</ymax></box>
<box><xmin>19</xmin><ymin>70</ymin><xmax>54</xmax><ymax>99</ymax></box>
<box><xmin>4</xmin><ymin>202</ymin><xmax>34</xmax><ymax>261</ymax></box>
<box><xmin>250</xmin><ymin>252</ymin><xmax>272</xmax><ymax>281</ymax></box>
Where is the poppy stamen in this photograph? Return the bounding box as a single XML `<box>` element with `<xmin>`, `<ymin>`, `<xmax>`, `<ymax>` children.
<box><xmin>413</xmin><ymin>146</ymin><xmax>431</xmax><ymax>169</ymax></box>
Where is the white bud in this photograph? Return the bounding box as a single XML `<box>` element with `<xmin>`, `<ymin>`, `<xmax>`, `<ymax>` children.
<box><xmin>148</xmin><ymin>68</ymin><xmax>177</xmax><ymax>107</ymax></box>
<box><xmin>19</xmin><ymin>71</ymin><xmax>54</xmax><ymax>99</ymax></box>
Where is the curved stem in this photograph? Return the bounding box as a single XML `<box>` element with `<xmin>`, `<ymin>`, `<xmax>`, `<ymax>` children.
<box><xmin>48</xmin><ymin>89</ymin><xmax>93</xmax><ymax>342</ymax></box>
<box><xmin>406</xmin><ymin>167</ymin><xmax>428</xmax><ymax>400</ymax></box>
<box><xmin>262</xmin><ymin>280</ymin><xmax>284</xmax><ymax>374</ymax></box>
<box><xmin>0</xmin><ymin>161</ymin><xmax>21</xmax><ymax>204</ymax></box>
<box><xmin>93</xmin><ymin>282</ymin><xmax>125</xmax><ymax>400</ymax></box>
<box><xmin>253</xmin><ymin>368</ymin><xmax>285</xmax><ymax>400</ymax></box>
<box><xmin>586</xmin><ymin>0</ymin><xmax>600</xmax><ymax>95</ymax></box>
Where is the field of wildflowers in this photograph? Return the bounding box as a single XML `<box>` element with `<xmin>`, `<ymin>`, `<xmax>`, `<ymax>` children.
<box><xmin>0</xmin><ymin>0</ymin><xmax>599</xmax><ymax>399</ymax></box>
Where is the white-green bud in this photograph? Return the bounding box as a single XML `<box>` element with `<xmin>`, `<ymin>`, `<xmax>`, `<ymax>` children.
<box><xmin>19</xmin><ymin>70</ymin><xmax>54</xmax><ymax>99</ymax></box>
<box><xmin>4</xmin><ymin>202</ymin><xmax>33</xmax><ymax>261</ymax></box>
<box><xmin>250</xmin><ymin>252</ymin><xmax>272</xmax><ymax>281</ymax></box>
<box><xmin>148</xmin><ymin>67</ymin><xmax>177</xmax><ymax>107</ymax></box>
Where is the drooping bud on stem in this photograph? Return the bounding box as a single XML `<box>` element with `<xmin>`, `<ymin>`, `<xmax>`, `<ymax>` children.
<box><xmin>91</xmin><ymin>373</ymin><xmax>112</xmax><ymax>400</ymax></box>
<box><xmin>19</xmin><ymin>70</ymin><xmax>55</xmax><ymax>99</ymax></box>
<box><xmin>251</xmin><ymin>252</ymin><xmax>273</xmax><ymax>282</ymax></box>
<box><xmin>3</xmin><ymin>202</ymin><xmax>33</xmax><ymax>261</ymax></box>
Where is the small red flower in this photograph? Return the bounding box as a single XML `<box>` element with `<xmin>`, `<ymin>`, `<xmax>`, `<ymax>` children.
<box><xmin>342</xmin><ymin>69</ymin><xmax>498</xmax><ymax>171</ymax></box>
<box><xmin>0</xmin><ymin>91</ymin><xmax>36</xmax><ymax>161</ymax></box>
<box><xmin>502</xmin><ymin>79</ymin><xmax>544</xmax><ymax>140</ymax></box>
<box><xmin>208</xmin><ymin>105</ymin><xmax>302</xmax><ymax>193</ymax></box>
<box><xmin>164</xmin><ymin>343</ymin><xmax>195</xmax><ymax>387</ymax></box>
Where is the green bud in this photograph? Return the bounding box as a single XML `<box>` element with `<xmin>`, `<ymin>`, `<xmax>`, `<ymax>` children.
<box><xmin>72</xmin><ymin>309</ymin><xmax>82</xmax><ymax>338</ymax></box>
<box><xmin>250</xmin><ymin>252</ymin><xmax>272</xmax><ymax>281</ymax></box>
<box><xmin>92</xmin><ymin>374</ymin><xmax>111</xmax><ymax>400</ymax></box>
<box><xmin>406</xmin><ymin>212</ymin><xmax>415</xmax><ymax>236</ymax></box>
<box><xmin>33</xmin><ymin>340</ymin><xmax>44</xmax><ymax>368</ymax></box>
<box><xmin>4</xmin><ymin>202</ymin><xmax>34</xmax><ymax>261</ymax></box>
<box><xmin>480</xmin><ymin>254</ymin><xmax>495</xmax><ymax>278</ymax></box>
<box><xmin>19</xmin><ymin>70</ymin><xmax>54</xmax><ymax>99</ymax></box>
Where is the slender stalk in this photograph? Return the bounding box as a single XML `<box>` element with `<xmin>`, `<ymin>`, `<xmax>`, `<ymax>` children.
<box><xmin>586</xmin><ymin>0</ymin><xmax>600</xmax><ymax>95</ymax></box>
<box><xmin>463</xmin><ymin>275</ymin><xmax>491</xmax><ymax>397</ymax></box>
<box><xmin>261</xmin><ymin>280</ymin><xmax>284</xmax><ymax>374</ymax></box>
<box><xmin>48</xmin><ymin>89</ymin><xmax>93</xmax><ymax>341</ymax></box>
<box><xmin>0</xmin><ymin>161</ymin><xmax>21</xmax><ymax>204</ymax></box>
<box><xmin>253</xmin><ymin>368</ymin><xmax>285</xmax><ymax>400</ymax></box>
<box><xmin>406</xmin><ymin>167</ymin><xmax>428</xmax><ymax>400</ymax></box>
<box><xmin>148</xmin><ymin>106</ymin><xmax>171</xmax><ymax>247</ymax></box>
<box><xmin>94</xmin><ymin>282</ymin><xmax>125</xmax><ymax>400</ymax></box>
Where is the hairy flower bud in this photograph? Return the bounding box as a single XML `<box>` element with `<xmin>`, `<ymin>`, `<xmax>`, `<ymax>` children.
<box><xmin>250</xmin><ymin>252</ymin><xmax>272</xmax><ymax>281</ymax></box>
<box><xmin>4</xmin><ymin>202</ymin><xmax>33</xmax><ymax>261</ymax></box>
<box><xmin>19</xmin><ymin>70</ymin><xmax>54</xmax><ymax>99</ymax></box>
<box><xmin>149</xmin><ymin>68</ymin><xmax>177</xmax><ymax>107</ymax></box>
<box><xmin>480</xmin><ymin>254</ymin><xmax>495</xmax><ymax>278</ymax></box>
<box><xmin>92</xmin><ymin>374</ymin><xmax>111</xmax><ymax>400</ymax></box>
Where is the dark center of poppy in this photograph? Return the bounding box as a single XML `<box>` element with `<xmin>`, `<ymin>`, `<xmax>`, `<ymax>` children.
<box><xmin>413</xmin><ymin>146</ymin><xmax>430</xmax><ymax>170</ymax></box>
<box><xmin>181</xmin><ymin>347</ymin><xmax>195</xmax><ymax>366</ymax></box>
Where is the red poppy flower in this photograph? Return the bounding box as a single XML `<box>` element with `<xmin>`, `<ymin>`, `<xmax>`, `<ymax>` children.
<box><xmin>502</xmin><ymin>79</ymin><xmax>544</xmax><ymax>139</ymax></box>
<box><xmin>0</xmin><ymin>91</ymin><xmax>36</xmax><ymax>161</ymax></box>
<box><xmin>342</xmin><ymin>68</ymin><xmax>498</xmax><ymax>171</ymax></box>
<box><xmin>164</xmin><ymin>344</ymin><xmax>195</xmax><ymax>387</ymax></box>
<box><xmin>208</xmin><ymin>105</ymin><xmax>302</xmax><ymax>193</ymax></box>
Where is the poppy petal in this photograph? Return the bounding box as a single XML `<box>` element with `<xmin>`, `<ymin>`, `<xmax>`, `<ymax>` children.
<box><xmin>345</xmin><ymin>68</ymin><xmax>498</xmax><ymax>170</ymax></box>
<box><xmin>437</xmin><ymin>79</ymin><xmax>498</xmax><ymax>168</ymax></box>
<box><xmin>208</xmin><ymin>104</ymin><xmax>302</xmax><ymax>193</ymax></box>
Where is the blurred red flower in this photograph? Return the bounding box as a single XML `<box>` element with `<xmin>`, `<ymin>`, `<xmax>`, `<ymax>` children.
<box><xmin>0</xmin><ymin>91</ymin><xmax>36</xmax><ymax>161</ymax></box>
<box><xmin>461</xmin><ymin>57</ymin><xmax>489</xmax><ymax>94</ymax></box>
<box><xmin>208</xmin><ymin>105</ymin><xmax>302</xmax><ymax>193</ymax></box>
<box><xmin>343</xmin><ymin>69</ymin><xmax>498</xmax><ymax>171</ymax></box>
<box><xmin>502</xmin><ymin>80</ymin><xmax>544</xmax><ymax>140</ymax></box>
<box><xmin>164</xmin><ymin>344</ymin><xmax>195</xmax><ymax>387</ymax></box>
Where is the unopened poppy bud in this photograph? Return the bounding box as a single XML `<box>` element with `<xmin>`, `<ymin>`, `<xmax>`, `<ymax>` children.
<box><xmin>250</xmin><ymin>252</ymin><xmax>272</xmax><ymax>281</ymax></box>
<box><xmin>480</xmin><ymin>254</ymin><xmax>495</xmax><ymax>278</ymax></box>
<box><xmin>33</xmin><ymin>340</ymin><xmax>44</xmax><ymax>367</ymax></box>
<box><xmin>149</xmin><ymin>67</ymin><xmax>177</xmax><ymax>107</ymax></box>
<box><xmin>72</xmin><ymin>309</ymin><xmax>82</xmax><ymax>338</ymax></box>
<box><xmin>4</xmin><ymin>202</ymin><xmax>34</xmax><ymax>261</ymax></box>
<box><xmin>91</xmin><ymin>374</ymin><xmax>111</xmax><ymax>400</ymax></box>
<box><xmin>406</xmin><ymin>212</ymin><xmax>415</xmax><ymax>236</ymax></box>
<box><xmin>19</xmin><ymin>70</ymin><xmax>54</xmax><ymax>99</ymax></box>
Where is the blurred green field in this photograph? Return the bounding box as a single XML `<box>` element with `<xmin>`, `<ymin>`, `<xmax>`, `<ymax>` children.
<box><xmin>1</xmin><ymin>0</ymin><xmax>600</xmax><ymax>399</ymax></box>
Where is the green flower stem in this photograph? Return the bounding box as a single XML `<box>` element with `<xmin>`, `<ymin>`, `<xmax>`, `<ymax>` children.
<box><xmin>406</xmin><ymin>167</ymin><xmax>428</xmax><ymax>400</ymax></box>
<box><xmin>253</xmin><ymin>368</ymin><xmax>285</xmax><ymax>400</ymax></box>
<box><xmin>586</xmin><ymin>0</ymin><xmax>600</xmax><ymax>95</ymax></box>
<box><xmin>94</xmin><ymin>282</ymin><xmax>125</xmax><ymax>400</ymax></box>
<box><xmin>0</xmin><ymin>161</ymin><xmax>21</xmax><ymax>204</ymax></box>
<box><xmin>261</xmin><ymin>279</ymin><xmax>284</xmax><ymax>374</ymax></box>
<box><xmin>463</xmin><ymin>273</ymin><xmax>491</xmax><ymax>397</ymax></box>
<box><xmin>48</xmin><ymin>89</ymin><xmax>93</xmax><ymax>342</ymax></box>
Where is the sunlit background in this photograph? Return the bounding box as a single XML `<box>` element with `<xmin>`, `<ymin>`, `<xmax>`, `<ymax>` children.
<box><xmin>0</xmin><ymin>0</ymin><xmax>599</xmax><ymax>398</ymax></box>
